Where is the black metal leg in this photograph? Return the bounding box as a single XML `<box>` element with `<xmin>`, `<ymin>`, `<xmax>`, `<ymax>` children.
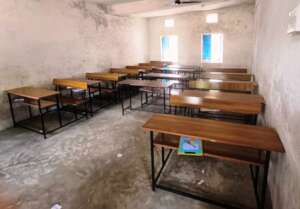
<box><xmin>162</xmin><ymin>147</ymin><xmax>165</xmax><ymax>164</ymax></box>
<box><xmin>56</xmin><ymin>95</ymin><xmax>62</xmax><ymax>127</ymax></box>
<box><xmin>129</xmin><ymin>87</ymin><xmax>132</xmax><ymax>110</ymax></box>
<box><xmin>38</xmin><ymin>100</ymin><xmax>47</xmax><ymax>139</ymax></box>
<box><xmin>121</xmin><ymin>86</ymin><xmax>125</xmax><ymax>116</ymax></box>
<box><xmin>7</xmin><ymin>93</ymin><xmax>16</xmax><ymax>126</ymax></box>
<box><xmin>150</xmin><ymin>131</ymin><xmax>155</xmax><ymax>191</ymax></box>
<box><xmin>260</xmin><ymin>151</ymin><xmax>271</xmax><ymax>209</ymax></box>
<box><xmin>88</xmin><ymin>87</ymin><xmax>94</xmax><ymax>117</ymax></box>
<box><xmin>28</xmin><ymin>106</ymin><xmax>33</xmax><ymax>118</ymax></box>
<box><xmin>163</xmin><ymin>88</ymin><xmax>166</xmax><ymax>113</ymax></box>
<box><xmin>140</xmin><ymin>91</ymin><xmax>143</xmax><ymax>108</ymax></box>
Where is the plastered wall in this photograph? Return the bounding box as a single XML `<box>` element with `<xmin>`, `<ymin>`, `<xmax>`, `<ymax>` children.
<box><xmin>0</xmin><ymin>0</ymin><xmax>148</xmax><ymax>130</ymax></box>
<box><xmin>253</xmin><ymin>0</ymin><xmax>300</xmax><ymax>209</ymax></box>
<box><xmin>148</xmin><ymin>4</ymin><xmax>254</xmax><ymax>68</ymax></box>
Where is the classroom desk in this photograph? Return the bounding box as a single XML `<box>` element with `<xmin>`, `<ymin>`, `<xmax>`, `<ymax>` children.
<box><xmin>189</xmin><ymin>79</ymin><xmax>258</xmax><ymax>93</ymax></box>
<box><xmin>199</xmin><ymin>72</ymin><xmax>253</xmax><ymax>81</ymax></box>
<box><xmin>7</xmin><ymin>87</ymin><xmax>61</xmax><ymax>139</ymax></box>
<box><xmin>143</xmin><ymin>114</ymin><xmax>284</xmax><ymax>209</ymax></box>
<box><xmin>202</xmin><ymin>68</ymin><xmax>247</xmax><ymax>73</ymax></box>
<box><xmin>53</xmin><ymin>78</ymin><xmax>101</xmax><ymax>117</ymax></box>
<box><xmin>118</xmin><ymin>79</ymin><xmax>177</xmax><ymax>114</ymax></box>
<box><xmin>170</xmin><ymin>90</ymin><xmax>264</xmax><ymax>123</ymax></box>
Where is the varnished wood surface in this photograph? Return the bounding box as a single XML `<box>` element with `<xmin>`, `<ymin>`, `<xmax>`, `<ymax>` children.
<box><xmin>126</xmin><ymin>65</ymin><xmax>153</xmax><ymax>71</ymax></box>
<box><xmin>110</xmin><ymin>68</ymin><xmax>145</xmax><ymax>76</ymax></box>
<box><xmin>202</xmin><ymin>68</ymin><xmax>247</xmax><ymax>73</ymax></box>
<box><xmin>150</xmin><ymin>61</ymin><xmax>173</xmax><ymax>67</ymax></box>
<box><xmin>170</xmin><ymin>90</ymin><xmax>264</xmax><ymax>114</ymax></box>
<box><xmin>154</xmin><ymin>133</ymin><xmax>264</xmax><ymax>165</ymax></box>
<box><xmin>199</xmin><ymin>72</ymin><xmax>252</xmax><ymax>81</ymax></box>
<box><xmin>119</xmin><ymin>79</ymin><xmax>178</xmax><ymax>88</ymax></box>
<box><xmin>143</xmin><ymin>73</ymin><xmax>189</xmax><ymax>80</ymax></box>
<box><xmin>189</xmin><ymin>79</ymin><xmax>257</xmax><ymax>93</ymax></box>
<box><xmin>7</xmin><ymin>87</ymin><xmax>59</xmax><ymax>100</ymax></box>
<box><xmin>53</xmin><ymin>78</ymin><xmax>98</xmax><ymax>90</ymax></box>
<box><xmin>143</xmin><ymin>114</ymin><xmax>285</xmax><ymax>153</ymax></box>
<box><xmin>86</xmin><ymin>72</ymin><xmax>127</xmax><ymax>82</ymax></box>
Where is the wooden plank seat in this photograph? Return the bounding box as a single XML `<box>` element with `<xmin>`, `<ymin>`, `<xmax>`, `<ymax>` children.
<box><xmin>154</xmin><ymin>133</ymin><xmax>264</xmax><ymax>166</ymax></box>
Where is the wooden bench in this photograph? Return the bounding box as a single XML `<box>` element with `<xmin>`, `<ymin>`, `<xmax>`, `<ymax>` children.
<box><xmin>143</xmin><ymin>114</ymin><xmax>284</xmax><ymax>209</ymax></box>
<box><xmin>199</xmin><ymin>72</ymin><xmax>253</xmax><ymax>81</ymax></box>
<box><xmin>189</xmin><ymin>79</ymin><xmax>258</xmax><ymax>93</ymax></box>
<box><xmin>202</xmin><ymin>68</ymin><xmax>248</xmax><ymax>73</ymax></box>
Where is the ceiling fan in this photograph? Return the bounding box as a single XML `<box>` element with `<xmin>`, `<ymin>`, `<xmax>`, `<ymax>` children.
<box><xmin>174</xmin><ymin>0</ymin><xmax>203</xmax><ymax>5</ymax></box>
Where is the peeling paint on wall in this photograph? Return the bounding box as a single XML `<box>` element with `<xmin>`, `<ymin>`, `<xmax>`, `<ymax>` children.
<box><xmin>0</xmin><ymin>0</ymin><xmax>148</xmax><ymax>130</ymax></box>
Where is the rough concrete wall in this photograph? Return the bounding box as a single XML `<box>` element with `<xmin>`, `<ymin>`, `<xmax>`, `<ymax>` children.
<box><xmin>253</xmin><ymin>0</ymin><xmax>300</xmax><ymax>209</ymax></box>
<box><xmin>0</xmin><ymin>0</ymin><xmax>148</xmax><ymax>131</ymax></box>
<box><xmin>148</xmin><ymin>4</ymin><xmax>254</xmax><ymax>68</ymax></box>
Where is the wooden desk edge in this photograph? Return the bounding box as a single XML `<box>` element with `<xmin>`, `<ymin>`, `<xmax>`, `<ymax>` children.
<box><xmin>142</xmin><ymin>114</ymin><xmax>285</xmax><ymax>153</ymax></box>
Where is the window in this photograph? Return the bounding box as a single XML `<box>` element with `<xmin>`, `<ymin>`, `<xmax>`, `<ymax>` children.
<box><xmin>202</xmin><ymin>33</ymin><xmax>223</xmax><ymax>63</ymax></box>
<box><xmin>161</xmin><ymin>35</ymin><xmax>178</xmax><ymax>62</ymax></box>
<box><xmin>165</xmin><ymin>19</ymin><xmax>175</xmax><ymax>28</ymax></box>
<box><xmin>206</xmin><ymin>13</ymin><xmax>218</xmax><ymax>24</ymax></box>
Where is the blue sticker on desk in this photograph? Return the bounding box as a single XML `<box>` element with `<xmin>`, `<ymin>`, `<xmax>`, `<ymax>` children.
<box><xmin>178</xmin><ymin>136</ymin><xmax>203</xmax><ymax>156</ymax></box>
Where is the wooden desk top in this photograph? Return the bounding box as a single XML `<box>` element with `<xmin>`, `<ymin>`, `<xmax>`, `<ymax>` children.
<box><xmin>119</xmin><ymin>79</ymin><xmax>178</xmax><ymax>88</ymax></box>
<box><xmin>202</xmin><ymin>68</ymin><xmax>247</xmax><ymax>73</ymax></box>
<box><xmin>189</xmin><ymin>79</ymin><xmax>258</xmax><ymax>93</ymax></box>
<box><xmin>7</xmin><ymin>87</ymin><xmax>58</xmax><ymax>100</ymax></box>
<box><xmin>199</xmin><ymin>72</ymin><xmax>252</xmax><ymax>81</ymax></box>
<box><xmin>86</xmin><ymin>72</ymin><xmax>127</xmax><ymax>82</ymax></box>
<box><xmin>111</xmin><ymin>68</ymin><xmax>145</xmax><ymax>76</ymax></box>
<box><xmin>143</xmin><ymin>114</ymin><xmax>285</xmax><ymax>153</ymax></box>
<box><xmin>143</xmin><ymin>73</ymin><xmax>189</xmax><ymax>80</ymax></box>
<box><xmin>170</xmin><ymin>90</ymin><xmax>264</xmax><ymax>114</ymax></box>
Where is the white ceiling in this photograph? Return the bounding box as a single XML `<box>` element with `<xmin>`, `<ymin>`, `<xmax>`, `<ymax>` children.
<box><xmin>87</xmin><ymin>0</ymin><xmax>255</xmax><ymax>17</ymax></box>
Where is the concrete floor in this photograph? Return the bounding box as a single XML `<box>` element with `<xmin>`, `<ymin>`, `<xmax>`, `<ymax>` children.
<box><xmin>0</xmin><ymin>99</ymin><xmax>256</xmax><ymax>209</ymax></box>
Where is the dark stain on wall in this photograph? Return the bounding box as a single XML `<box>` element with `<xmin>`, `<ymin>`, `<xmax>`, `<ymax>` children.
<box><xmin>70</xmin><ymin>0</ymin><xmax>109</xmax><ymax>29</ymax></box>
